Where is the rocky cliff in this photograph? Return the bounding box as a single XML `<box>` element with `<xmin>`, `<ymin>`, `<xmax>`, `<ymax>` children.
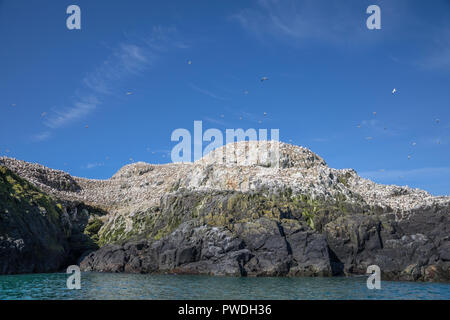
<box><xmin>1</xmin><ymin>141</ymin><xmax>449</xmax><ymax>281</ymax></box>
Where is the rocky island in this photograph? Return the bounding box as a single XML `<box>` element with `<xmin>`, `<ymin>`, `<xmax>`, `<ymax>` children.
<box><xmin>1</xmin><ymin>141</ymin><xmax>449</xmax><ymax>282</ymax></box>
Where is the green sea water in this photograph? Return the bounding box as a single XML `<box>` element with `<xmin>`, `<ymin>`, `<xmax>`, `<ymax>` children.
<box><xmin>0</xmin><ymin>273</ymin><xmax>449</xmax><ymax>300</ymax></box>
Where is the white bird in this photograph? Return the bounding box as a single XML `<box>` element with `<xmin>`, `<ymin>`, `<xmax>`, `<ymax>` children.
<box><xmin>412</xmin><ymin>142</ymin><xmax>417</xmax><ymax>146</ymax></box>
<box><xmin>357</xmin><ymin>124</ymin><xmax>361</xmax><ymax>128</ymax></box>
<box><xmin>126</xmin><ymin>92</ymin><xmax>133</xmax><ymax>95</ymax></box>
<box><xmin>261</xmin><ymin>77</ymin><xmax>269</xmax><ymax>82</ymax></box>
<box><xmin>392</xmin><ymin>88</ymin><xmax>397</xmax><ymax>94</ymax></box>
<box><xmin>408</xmin><ymin>155</ymin><xmax>411</xmax><ymax>160</ymax></box>
<box><xmin>263</xmin><ymin>112</ymin><xmax>267</xmax><ymax>116</ymax></box>
<box><xmin>187</xmin><ymin>60</ymin><xmax>192</xmax><ymax>65</ymax></box>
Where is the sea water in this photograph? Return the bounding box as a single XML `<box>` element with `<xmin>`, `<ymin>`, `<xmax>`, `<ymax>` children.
<box><xmin>0</xmin><ymin>272</ymin><xmax>449</xmax><ymax>300</ymax></box>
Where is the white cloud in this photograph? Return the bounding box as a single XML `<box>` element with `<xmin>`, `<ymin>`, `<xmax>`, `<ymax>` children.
<box><xmin>83</xmin><ymin>43</ymin><xmax>154</xmax><ymax>94</ymax></box>
<box><xmin>31</xmin><ymin>131</ymin><xmax>51</xmax><ymax>142</ymax></box>
<box><xmin>39</xmin><ymin>26</ymin><xmax>186</xmax><ymax>135</ymax></box>
<box><xmin>231</xmin><ymin>0</ymin><xmax>369</xmax><ymax>46</ymax></box>
<box><xmin>203</xmin><ymin>116</ymin><xmax>229</xmax><ymax>127</ymax></box>
<box><xmin>85</xmin><ymin>162</ymin><xmax>105</xmax><ymax>169</ymax></box>
<box><xmin>45</xmin><ymin>96</ymin><xmax>99</xmax><ymax>129</ymax></box>
<box><xmin>360</xmin><ymin>119</ymin><xmax>400</xmax><ymax>136</ymax></box>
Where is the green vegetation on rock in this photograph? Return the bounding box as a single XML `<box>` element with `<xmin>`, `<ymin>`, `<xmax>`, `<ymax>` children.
<box><xmin>0</xmin><ymin>166</ymin><xmax>69</xmax><ymax>273</ymax></box>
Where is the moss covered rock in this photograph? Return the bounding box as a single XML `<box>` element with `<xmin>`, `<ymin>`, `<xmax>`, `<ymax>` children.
<box><xmin>0</xmin><ymin>166</ymin><xmax>70</xmax><ymax>274</ymax></box>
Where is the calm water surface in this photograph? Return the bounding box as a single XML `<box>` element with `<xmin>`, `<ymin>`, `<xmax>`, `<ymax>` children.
<box><xmin>0</xmin><ymin>273</ymin><xmax>449</xmax><ymax>300</ymax></box>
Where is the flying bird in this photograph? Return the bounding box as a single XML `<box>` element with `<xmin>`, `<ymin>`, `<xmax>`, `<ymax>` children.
<box><xmin>244</xmin><ymin>90</ymin><xmax>249</xmax><ymax>95</ymax></box>
<box><xmin>260</xmin><ymin>77</ymin><xmax>269</xmax><ymax>82</ymax></box>
<box><xmin>11</xmin><ymin>104</ymin><xmax>16</xmax><ymax>107</ymax></box>
<box><xmin>187</xmin><ymin>60</ymin><xmax>192</xmax><ymax>65</ymax></box>
<box><xmin>392</xmin><ymin>88</ymin><xmax>397</xmax><ymax>95</ymax></box>
<box><xmin>412</xmin><ymin>142</ymin><xmax>417</xmax><ymax>146</ymax></box>
<box><xmin>373</xmin><ymin>112</ymin><xmax>377</xmax><ymax>116</ymax></box>
<box><xmin>357</xmin><ymin>124</ymin><xmax>361</xmax><ymax>128</ymax></box>
<box><xmin>126</xmin><ymin>92</ymin><xmax>133</xmax><ymax>95</ymax></box>
<box><xmin>41</xmin><ymin>112</ymin><xmax>47</xmax><ymax>117</ymax></box>
<box><xmin>85</xmin><ymin>125</ymin><xmax>89</xmax><ymax>129</ymax></box>
<box><xmin>366</xmin><ymin>137</ymin><xmax>373</xmax><ymax>141</ymax></box>
<box><xmin>436</xmin><ymin>119</ymin><xmax>440</xmax><ymax>124</ymax></box>
<box><xmin>263</xmin><ymin>112</ymin><xmax>267</xmax><ymax>116</ymax></box>
<box><xmin>408</xmin><ymin>155</ymin><xmax>412</xmax><ymax>160</ymax></box>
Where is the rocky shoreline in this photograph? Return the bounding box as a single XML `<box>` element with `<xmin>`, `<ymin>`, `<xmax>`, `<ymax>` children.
<box><xmin>1</xmin><ymin>141</ymin><xmax>449</xmax><ymax>282</ymax></box>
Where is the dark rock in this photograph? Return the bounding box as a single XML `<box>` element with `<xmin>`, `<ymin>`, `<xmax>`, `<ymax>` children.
<box><xmin>0</xmin><ymin>166</ymin><xmax>70</xmax><ymax>274</ymax></box>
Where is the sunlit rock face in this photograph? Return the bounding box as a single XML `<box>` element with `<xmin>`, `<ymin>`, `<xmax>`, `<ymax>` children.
<box><xmin>1</xmin><ymin>141</ymin><xmax>449</xmax><ymax>281</ymax></box>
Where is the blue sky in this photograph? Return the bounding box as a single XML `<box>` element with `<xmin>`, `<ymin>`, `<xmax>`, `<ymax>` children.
<box><xmin>1</xmin><ymin>0</ymin><xmax>449</xmax><ymax>195</ymax></box>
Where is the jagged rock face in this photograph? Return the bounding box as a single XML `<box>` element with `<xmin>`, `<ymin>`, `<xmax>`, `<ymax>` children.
<box><xmin>80</xmin><ymin>219</ymin><xmax>333</xmax><ymax>277</ymax></box>
<box><xmin>0</xmin><ymin>166</ymin><xmax>100</xmax><ymax>274</ymax></box>
<box><xmin>79</xmin><ymin>189</ymin><xmax>449</xmax><ymax>281</ymax></box>
<box><xmin>1</xmin><ymin>142</ymin><xmax>449</xmax><ymax>281</ymax></box>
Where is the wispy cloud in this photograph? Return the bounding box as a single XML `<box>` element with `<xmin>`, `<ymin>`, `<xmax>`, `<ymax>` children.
<box><xmin>189</xmin><ymin>83</ymin><xmax>227</xmax><ymax>100</ymax></box>
<box><xmin>360</xmin><ymin>167</ymin><xmax>450</xmax><ymax>181</ymax></box>
<box><xmin>231</xmin><ymin>0</ymin><xmax>369</xmax><ymax>46</ymax></box>
<box><xmin>31</xmin><ymin>131</ymin><xmax>51</xmax><ymax>142</ymax></box>
<box><xmin>416</xmin><ymin>27</ymin><xmax>450</xmax><ymax>71</ymax></box>
<box><xmin>45</xmin><ymin>96</ymin><xmax>99</xmax><ymax>129</ymax></box>
<box><xmin>232</xmin><ymin>0</ymin><xmax>450</xmax><ymax>73</ymax></box>
<box><xmin>360</xmin><ymin>119</ymin><xmax>400</xmax><ymax>136</ymax></box>
<box><xmin>83</xmin><ymin>43</ymin><xmax>154</xmax><ymax>95</ymax></box>
<box><xmin>84</xmin><ymin>162</ymin><xmax>105</xmax><ymax>169</ymax></box>
<box><xmin>37</xmin><ymin>26</ymin><xmax>186</xmax><ymax>138</ymax></box>
<box><xmin>203</xmin><ymin>116</ymin><xmax>230</xmax><ymax>127</ymax></box>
